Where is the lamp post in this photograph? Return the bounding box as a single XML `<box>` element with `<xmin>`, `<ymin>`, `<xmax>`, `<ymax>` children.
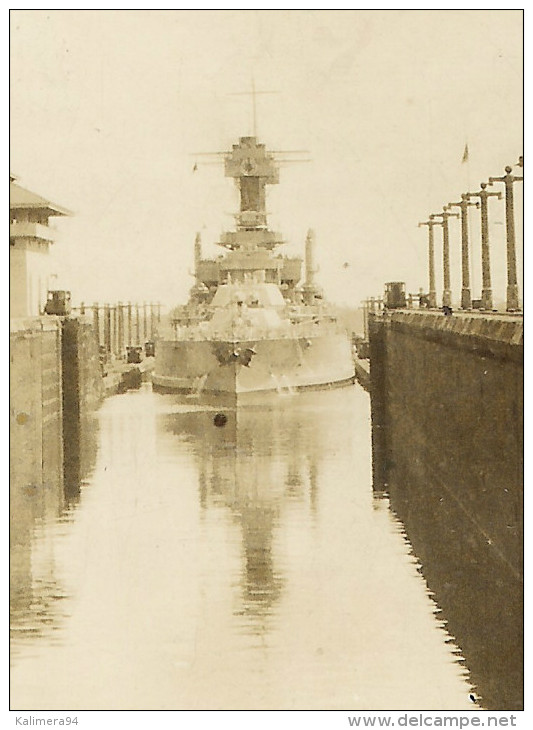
<box><xmin>466</xmin><ymin>183</ymin><xmax>502</xmax><ymax>310</ymax></box>
<box><xmin>430</xmin><ymin>208</ymin><xmax>459</xmax><ymax>307</ymax></box>
<box><xmin>488</xmin><ymin>166</ymin><xmax>523</xmax><ymax>311</ymax></box>
<box><xmin>417</xmin><ymin>219</ymin><xmax>440</xmax><ymax>307</ymax></box>
<box><xmin>446</xmin><ymin>195</ymin><xmax>479</xmax><ymax>309</ymax></box>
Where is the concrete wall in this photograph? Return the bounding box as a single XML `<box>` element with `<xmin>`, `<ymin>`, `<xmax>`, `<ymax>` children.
<box><xmin>9</xmin><ymin>248</ymin><xmax>28</xmax><ymax>319</ymax></box>
<box><xmin>10</xmin><ymin>318</ymin><xmax>100</xmax><ymax>634</ymax></box>
<box><xmin>61</xmin><ymin>317</ymin><xmax>103</xmax><ymax>500</ymax></box>
<box><xmin>10</xmin><ymin>319</ymin><xmax>65</xmax><ymax>638</ymax></box>
<box><xmin>62</xmin><ymin>317</ymin><xmax>103</xmax><ymax>423</ymax></box>
<box><xmin>10</xmin><ymin>242</ymin><xmax>53</xmax><ymax>318</ymax></box>
<box><xmin>10</xmin><ymin>318</ymin><xmax>63</xmax><ymax>492</ymax></box>
<box><xmin>369</xmin><ymin>310</ymin><xmax>523</xmax><ymax>709</ymax></box>
<box><xmin>10</xmin><ymin>316</ymin><xmax>103</xmax><ymax>503</ymax></box>
<box><xmin>370</xmin><ymin>310</ymin><xmax>523</xmax><ymax>571</ymax></box>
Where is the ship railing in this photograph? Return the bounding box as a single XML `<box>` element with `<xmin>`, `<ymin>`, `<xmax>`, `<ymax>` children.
<box><xmin>165</xmin><ymin>319</ymin><xmax>341</xmax><ymax>342</ymax></box>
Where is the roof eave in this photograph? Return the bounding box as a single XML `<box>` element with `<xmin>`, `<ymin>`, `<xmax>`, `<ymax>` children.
<box><xmin>10</xmin><ymin>202</ymin><xmax>72</xmax><ymax>216</ymax></box>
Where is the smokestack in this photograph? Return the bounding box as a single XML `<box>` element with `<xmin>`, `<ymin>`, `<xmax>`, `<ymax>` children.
<box><xmin>194</xmin><ymin>233</ymin><xmax>202</xmax><ymax>278</ymax></box>
<box><xmin>305</xmin><ymin>229</ymin><xmax>316</xmax><ymax>286</ymax></box>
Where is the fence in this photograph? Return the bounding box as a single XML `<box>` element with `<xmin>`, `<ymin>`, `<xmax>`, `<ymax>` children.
<box><xmin>72</xmin><ymin>302</ymin><xmax>162</xmax><ymax>359</ymax></box>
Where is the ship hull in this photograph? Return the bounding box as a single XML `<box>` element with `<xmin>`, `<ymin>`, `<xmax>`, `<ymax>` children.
<box><xmin>153</xmin><ymin>333</ymin><xmax>355</xmax><ymax>399</ymax></box>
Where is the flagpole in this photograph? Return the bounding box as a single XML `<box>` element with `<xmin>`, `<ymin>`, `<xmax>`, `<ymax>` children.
<box><xmin>462</xmin><ymin>141</ymin><xmax>470</xmax><ymax>190</ymax></box>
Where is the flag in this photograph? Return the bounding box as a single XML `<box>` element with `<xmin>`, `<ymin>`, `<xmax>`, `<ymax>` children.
<box><xmin>461</xmin><ymin>143</ymin><xmax>469</xmax><ymax>164</ymax></box>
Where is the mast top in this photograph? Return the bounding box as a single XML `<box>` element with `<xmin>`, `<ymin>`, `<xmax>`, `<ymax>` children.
<box><xmin>229</xmin><ymin>78</ymin><xmax>277</xmax><ymax>137</ymax></box>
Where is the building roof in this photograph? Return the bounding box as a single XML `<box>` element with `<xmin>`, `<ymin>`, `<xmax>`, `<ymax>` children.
<box><xmin>10</xmin><ymin>180</ymin><xmax>71</xmax><ymax>216</ymax></box>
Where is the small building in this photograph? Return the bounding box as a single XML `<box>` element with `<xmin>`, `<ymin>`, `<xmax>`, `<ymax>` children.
<box><xmin>10</xmin><ymin>175</ymin><xmax>71</xmax><ymax>318</ymax></box>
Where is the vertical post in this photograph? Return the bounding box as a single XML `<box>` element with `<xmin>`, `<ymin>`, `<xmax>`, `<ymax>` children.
<box><xmin>135</xmin><ymin>304</ymin><xmax>140</xmax><ymax>346</ymax></box>
<box><xmin>466</xmin><ymin>183</ymin><xmax>502</xmax><ymax>310</ymax></box>
<box><xmin>446</xmin><ymin>195</ymin><xmax>479</xmax><ymax>309</ymax></box>
<box><xmin>127</xmin><ymin>303</ymin><xmax>132</xmax><ymax>347</ymax></box>
<box><xmin>480</xmin><ymin>195</ymin><xmax>492</xmax><ymax>310</ymax></box>
<box><xmin>143</xmin><ymin>302</ymin><xmax>148</xmax><ymax>343</ymax></box>
<box><xmin>112</xmin><ymin>305</ymin><xmax>118</xmax><ymax>356</ymax></box>
<box><xmin>428</xmin><ymin>225</ymin><xmax>436</xmax><ymax>307</ymax></box>
<box><xmin>150</xmin><ymin>303</ymin><xmax>155</xmax><ymax>340</ymax></box>
<box><xmin>505</xmin><ymin>180</ymin><xmax>518</xmax><ymax>310</ymax></box>
<box><xmin>489</xmin><ymin>166</ymin><xmax>523</xmax><ymax>311</ymax></box>
<box><xmin>80</xmin><ymin>301</ymin><xmax>85</xmax><ymax>316</ymax></box>
<box><xmin>92</xmin><ymin>303</ymin><xmax>100</xmax><ymax>347</ymax></box>
<box><xmin>431</xmin><ymin>210</ymin><xmax>459</xmax><ymax>308</ymax></box>
<box><xmin>460</xmin><ymin>204</ymin><xmax>471</xmax><ymax>309</ymax></box>
<box><xmin>118</xmin><ymin>302</ymin><xmax>124</xmax><ymax>358</ymax></box>
<box><xmin>115</xmin><ymin>306</ymin><xmax>119</xmax><ymax>355</ymax></box>
<box><xmin>104</xmin><ymin>304</ymin><xmax>111</xmax><ymax>355</ymax></box>
<box><xmin>418</xmin><ymin>220</ymin><xmax>438</xmax><ymax>307</ymax></box>
<box><xmin>442</xmin><ymin>218</ymin><xmax>451</xmax><ymax>308</ymax></box>
<box><xmin>157</xmin><ymin>303</ymin><xmax>161</xmax><ymax>324</ymax></box>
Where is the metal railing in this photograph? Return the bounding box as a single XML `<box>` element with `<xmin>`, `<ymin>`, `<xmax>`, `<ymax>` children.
<box><xmin>164</xmin><ymin>316</ymin><xmax>341</xmax><ymax>343</ymax></box>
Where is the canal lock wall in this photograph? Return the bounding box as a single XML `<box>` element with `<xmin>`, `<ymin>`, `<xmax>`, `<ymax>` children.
<box><xmin>10</xmin><ymin>316</ymin><xmax>103</xmax><ymax>502</ymax></box>
<box><xmin>368</xmin><ymin>310</ymin><xmax>523</xmax><ymax>709</ymax></box>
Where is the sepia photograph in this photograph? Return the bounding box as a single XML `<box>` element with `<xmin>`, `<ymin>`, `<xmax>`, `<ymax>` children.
<box><xmin>9</xmin><ymin>8</ymin><xmax>523</xmax><ymax>720</ymax></box>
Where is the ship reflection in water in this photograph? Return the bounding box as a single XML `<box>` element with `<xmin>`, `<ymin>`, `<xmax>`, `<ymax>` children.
<box><xmin>11</xmin><ymin>386</ymin><xmax>477</xmax><ymax>710</ymax></box>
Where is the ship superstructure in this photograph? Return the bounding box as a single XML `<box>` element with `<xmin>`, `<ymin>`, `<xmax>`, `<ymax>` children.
<box><xmin>153</xmin><ymin>134</ymin><xmax>355</xmax><ymax>400</ymax></box>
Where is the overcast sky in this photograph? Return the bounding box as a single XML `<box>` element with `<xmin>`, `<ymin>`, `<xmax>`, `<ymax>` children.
<box><xmin>10</xmin><ymin>9</ymin><xmax>523</xmax><ymax>308</ymax></box>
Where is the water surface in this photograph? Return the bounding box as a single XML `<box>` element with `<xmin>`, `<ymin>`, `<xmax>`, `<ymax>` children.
<box><xmin>10</xmin><ymin>385</ymin><xmax>473</xmax><ymax>710</ymax></box>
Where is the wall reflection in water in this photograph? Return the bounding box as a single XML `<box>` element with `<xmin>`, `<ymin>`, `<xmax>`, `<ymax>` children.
<box><xmin>10</xmin><ymin>413</ymin><xmax>99</xmax><ymax>658</ymax></box>
<box><xmin>384</xmin><ymin>464</ymin><xmax>523</xmax><ymax>710</ymax></box>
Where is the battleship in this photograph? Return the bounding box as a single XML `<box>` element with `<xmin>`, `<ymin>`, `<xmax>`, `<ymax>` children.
<box><xmin>152</xmin><ymin>134</ymin><xmax>355</xmax><ymax>401</ymax></box>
